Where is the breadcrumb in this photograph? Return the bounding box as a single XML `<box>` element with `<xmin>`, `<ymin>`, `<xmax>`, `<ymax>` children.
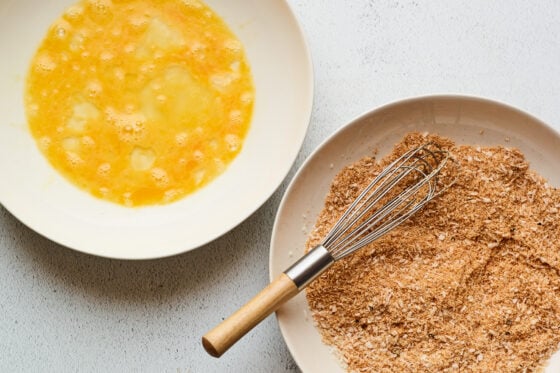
<box><xmin>306</xmin><ymin>132</ymin><xmax>560</xmax><ymax>372</ymax></box>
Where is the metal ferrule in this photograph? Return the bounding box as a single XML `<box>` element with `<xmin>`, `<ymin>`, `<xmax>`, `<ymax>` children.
<box><xmin>284</xmin><ymin>245</ymin><xmax>335</xmax><ymax>290</ymax></box>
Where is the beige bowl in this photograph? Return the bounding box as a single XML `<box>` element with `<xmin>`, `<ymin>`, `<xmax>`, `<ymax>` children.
<box><xmin>0</xmin><ymin>0</ymin><xmax>313</xmax><ymax>259</ymax></box>
<box><xmin>270</xmin><ymin>95</ymin><xmax>560</xmax><ymax>372</ymax></box>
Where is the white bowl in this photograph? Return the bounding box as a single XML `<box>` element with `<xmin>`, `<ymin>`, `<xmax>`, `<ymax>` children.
<box><xmin>0</xmin><ymin>0</ymin><xmax>313</xmax><ymax>259</ymax></box>
<box><xmin>270</xmin><ymin>95</ymin><xmax>560</xmax><ymax>372</ymax></box>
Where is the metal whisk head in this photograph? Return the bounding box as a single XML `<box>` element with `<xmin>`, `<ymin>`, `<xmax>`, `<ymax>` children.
<box><xmin>284</xmin><ymin>142</ymin><xmax>453</xmax><ymax>291</ymax></box>
<box><xmin>323</xmin><ymin>142</ymin><xmax>451</xmax><ymax>260</ymax></box>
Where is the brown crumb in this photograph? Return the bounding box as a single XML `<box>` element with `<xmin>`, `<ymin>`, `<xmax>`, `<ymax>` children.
<box><xmin>306</xmin><ymin>132</ymin><xmax>560</xmax><ymax>372</ymax></box>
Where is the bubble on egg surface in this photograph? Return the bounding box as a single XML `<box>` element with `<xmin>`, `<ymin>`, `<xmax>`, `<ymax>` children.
<box><xmin>224</xmin><ymin>134</ymin><xmax>241</xmax><ymax>152</ymax></box>
<box><xmin>175</xmin><ymin>132</ymin><xmax>188</xmax><ymax>146</ymax></box>
<box><xmin>62</xmin><ymin>137</ymin><xmax>81</xmax><ymax>151</ymax></box>
<box><xmin>27</xmin><ymin>103</ymin><xmax>39</xmax><ymax>117</ymax></box>
<box><xmin>66</xmin><ymin>151</ymin><xmax>84</xmax><ymax>167</ymax></box>
<box><xmin>52</xmin><ymin>19</ymin><xmax>72</xmax><ymax>39</ymax></box>
<box><xmin>100</xmin><ymin>51</ymin><xmax>114</xmax><ymax>62</ymax></box>
<box><xmin>140</xmin><ymin>63</ymin><xmax>155</xmax><ymax>74</ymax></box>
<box><xmin>35</xmin><ymin>53</ymin><xmax>57</xmax><ymax>72</ymax></box>
<box><xmin>113</xmin><ymin>67</ymin><xmax>125</xmax><ymax>81</ymax></box>
<box><xmin>97</xmin><ymin>162</ymin><xmax>111</xmax><ymax>176</ymax></box>
<box><xmin>230</xmin><ymin>61</ymin><xmax>240</xmax><ymax>72</ymax></box>
<box><xmin>136</xmin><ymin>17</ymin><xmax>185</xmax><ymax>58</ymax></box>
<box><xmin>193</xmin><ymin>150</ymin><xmax>204</xmax><ymax>161</ymax></box>
<box><xmin>86</xmin><ymin>80</ymin><xmax>103</xmax><ymax>97</ymax></box>
<box><xmin>128</xmin><ymin>13</ymin><xmax>150</xmax><ymax>28</ymax></box>
<box><xmin>110</xmin><ymin>27</ymin><xmax>122</xmax><ymax>37</ymax></box>
<box><xmin>183</xmin><ymin>0</ymin><xmax>203</xmax><ymax>8</ymax></box>
<box><xmin>130</xmin><ymin>146</ymin><xmax>156</xmax><ymax>171</ymax></box>
<box><xmin>56</xmin><ymin>27</ymin><xmax>67</xmax><ymax>38</ymax></box>
<box><xmin>189</xmin><ymin>41</ymin><xmax>206</xmax><ymax>54</ymax></box>
<box><xmin>240</xmin><ymin>91</ymin><xmax>253</xmax><ymax>105</ymax></box>
<box><xmin>223</xmin><ymin>39</ymin><xmax>242</xmax><ymax>54</ymax></box>
<box><xmin>150</xmin><ymin>81</ymin><xmax>162</xmax><ymax>91</ymax></box>
<box><xmin>151</xmin><ymin>167</ymin><xmax>169</xmax><ymax>187</ymax></box>
<box><xmin>86</xmin><ymin>0</ymin><xmax>112</xmax><ymax>12</ymax></box>
<box><xmin>163</xmin><ymin>189</ymin><xmax>179</xmax><ymax>203</ymax></box>
<box><xmin>74</xmin><ymin>102</ymin><xmax>101</xmax><ymax>119</ymax></box>
<box><xmin>229</xmin><ymin>110</ymin><xmax>242</xmax><ymax>125</ymax></box>
<box><xmin>81</xmin><ymin>136</ymin><xmax>95</xmax><ymax>147</ymax></box>
<box><xmin>67</xmin><ymin>101</ymin><xmax>100</xmax><ymax>132</ymax></box>
<box><xmin>210</xmin><ymin>72</ymin><xmax>237</xmax><ymax>92</ymax></box>
<box><xmin>64</xmin><ymin>4</ymin><xmax>85</xmax><ymax>21</ymax></box>
<box><xmin>214</xmin><ymin>158</ymin><xmax>226</xmax><ymax>173</ymax></box>
<box><xmin>105</xmin><ymin>107</ymin><xmax>146</xmax><ymax>143</ymax></box>
<box><xmin>193</xmin><ymin>170</ymin><xmax>206</xmax><ymax>185</ymax></box>
<box><xmin>38</xmin><ymin>136</ymin><xmax>52</xmax><ymax>151</ymax></box>
<box><xmin>86</xmin><ymin>0</ymin><xmax>114</xmax><ymax>24</ymax></box>
<box><xmin>122</xmin><ymin>192</ymin><xmax>133</xmax><ymax>207</ymax></box>
<box><xmin>124</xmin><ymin>43</ymin><xmax>136</xmax><ymax>54</ymax></box>
<box><xmin>69</xmin><ymin>32</ymin><xmax>87</xmax><ymax>52</ymax></box>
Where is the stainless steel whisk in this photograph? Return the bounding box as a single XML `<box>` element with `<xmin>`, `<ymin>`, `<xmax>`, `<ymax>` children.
<box><xmin>202</xmin><ymin>143</ymin><xmax>452</xmax><ymax>357</ymax></box>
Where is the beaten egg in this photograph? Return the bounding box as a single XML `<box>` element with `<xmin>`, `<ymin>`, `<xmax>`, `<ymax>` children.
<box><xmin>25</xmin><ymin>0</ymin><xmax>254</xmax><ymax>206</ymax></box>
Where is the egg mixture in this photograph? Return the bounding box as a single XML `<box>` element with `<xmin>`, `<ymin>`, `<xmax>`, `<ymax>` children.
<box><xmin>25</xmin><ymin>0</ymin><xmax>254</xmax><ymax>206</ymax></box>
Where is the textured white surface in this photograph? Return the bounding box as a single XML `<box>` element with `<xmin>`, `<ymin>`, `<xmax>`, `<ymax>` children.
<box><xmin>1</xmin><ymin>0</ymin><xmax>560</xmax><ymax>372</ymax></box>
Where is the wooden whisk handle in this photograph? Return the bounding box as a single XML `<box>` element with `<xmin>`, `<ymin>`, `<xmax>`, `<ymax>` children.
<box><xmin>202</xmin><ymin>273</ymin><xmax>299</xmax><ymax>357</ymax></box>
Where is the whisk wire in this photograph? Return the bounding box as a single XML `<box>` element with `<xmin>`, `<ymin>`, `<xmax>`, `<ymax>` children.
<box><xmin>327</xmin><ymin>158</ymin><xmax>432</xmax><ymax>251</ymax></box>
<box><xmin>323</xmin><ymin>143</ymin><xmax>451</xmax><ymax>260</ymax></box>
<box><xmin>337</xmin><ymin>167</ymin><xmax>435</xmax><ymax>256</ymax></box>
<box><xmin>328</xmin><ymin>167</ymin><xmax>428</xmax><ymax>257</ymax></box>
<box><xmin>323</xmin><ymin>145</ymin><xmax>423</xmax><ymax>247</ymax></box>
<box><xmin>326</xmin><ymin>170</ymin><xmax>420</xmax><ymax>254</ymax></box>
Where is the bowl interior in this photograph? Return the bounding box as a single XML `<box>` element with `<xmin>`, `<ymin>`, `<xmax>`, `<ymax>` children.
<box><xmin>0</xmin><ymin>0</ymin><xmax>313</xmax><ymax>259</ymax></box>
<box><xmin>270</xmin><ymin>95</ymin><xmax>560</xmax><ymax>372</ymax></box>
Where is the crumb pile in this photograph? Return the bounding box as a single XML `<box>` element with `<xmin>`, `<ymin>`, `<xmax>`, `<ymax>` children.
<box><xmin>306</xmin><ymin>133</ymin><xmax>560</xmax><ymax>372</ymax></box>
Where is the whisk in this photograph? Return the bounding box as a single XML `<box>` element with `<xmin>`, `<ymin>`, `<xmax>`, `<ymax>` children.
<box><xmin>202</xmin><ymin>143</ymin><xmax>453</xmax><ymax>357</ymax></box>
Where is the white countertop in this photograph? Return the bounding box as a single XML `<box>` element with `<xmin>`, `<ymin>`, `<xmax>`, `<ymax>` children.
<box><xmin>2</xmin><ymin>0</ymin><xmax>560</xmax><ymax>372</ymax></box>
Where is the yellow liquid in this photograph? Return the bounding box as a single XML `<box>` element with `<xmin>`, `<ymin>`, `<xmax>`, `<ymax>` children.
<box><xmin>25</xmin><ymin>0</ymin><xmax>254</xmax><ymax>206</ymax></box>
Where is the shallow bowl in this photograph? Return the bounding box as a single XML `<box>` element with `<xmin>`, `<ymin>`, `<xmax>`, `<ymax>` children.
<box><xmin>0</xmin><ymin>0</ymin><xmax>313</xmax><ymax>259</ymax></box>
<box><xmin>270</xmin><ymin>95</ymin><xmax>560</xmax><ymax>372</ymax></box>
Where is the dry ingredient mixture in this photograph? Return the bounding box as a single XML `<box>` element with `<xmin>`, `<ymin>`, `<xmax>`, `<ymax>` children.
<box><xmin>306</xmin><ymin>132</ymin><xmax>560</xmax><ymax>372</ymax></box>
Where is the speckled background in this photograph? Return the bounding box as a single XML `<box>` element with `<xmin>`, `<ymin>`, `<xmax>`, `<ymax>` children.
<box><xmin>2</xmin><ymin>0</ymin><xmax>560</xmax><ymax>372</ymax></box>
